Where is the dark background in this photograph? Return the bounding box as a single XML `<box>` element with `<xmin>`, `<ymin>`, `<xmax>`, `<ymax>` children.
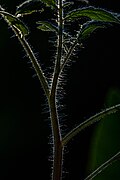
<box><xmin>0</xmin><ymin>0</ymin><xmax>120</xmax><ymax>179</ymax></box>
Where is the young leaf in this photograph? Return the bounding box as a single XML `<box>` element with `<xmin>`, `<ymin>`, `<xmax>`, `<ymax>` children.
<box><xmin>16</xmin><ymin>0</ymin><xmax>44</xmax><ymax>17</ymax></box>
<box><xmin>37</xmin><ymin>21</ymin><xmax>58</xmax><ymax>32</ymax></box>
<box><xmin>79</xmin><ymin>21</ymin><xmax>107</xmax><ymax>40</ymax></box>
<box><xmin>65</xmin><ymin>6</ymin><xmax>120</xmax><ymax>24</ymax></box>
<box><xmin>16</xmin><ymin>0</ymin><xmax>56</xmax><ymax>16</ymax></box>
<box><xmin>0</xmin><ymin>11</ymin><xmax>29</xmax><ymax>36</ymax></box>
<box><xmin>40</xmin><ymin>0</ymin><xmax>56</xmax><ymax>8</ymax></box>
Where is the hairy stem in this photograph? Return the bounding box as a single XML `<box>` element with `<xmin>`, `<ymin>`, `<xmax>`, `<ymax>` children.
<box><xmin>49</xmin><ymin>95</ymin><xmax>63</xmax><ymax>180</ymax></box>
<box><xmin>12</xmin><ymin>27</ymin><xmax>50</xmax><ymax>98</ymax></box>
<box><xmin>62</xmin><ymin>104</ymin><xmax>120</xmax><ymax>146</ymax></box>
<box><xmin>49</xmin><ymin>0</ymin><xmax>63</xmax><ymax>179</ymax></box>
<box><xmin>5</xmin><ymin>11</ymin><xmax>63</xmax><ymax>180</ymax></box>
<box><xmin>61</xmin><ymin>32</ymin><xmax>80</xmax><ymax>72</ymax></box>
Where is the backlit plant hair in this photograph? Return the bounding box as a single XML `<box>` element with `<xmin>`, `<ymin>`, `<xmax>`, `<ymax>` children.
<box><xmin>0</xmin><ymin>1</ymin><xmax>120</xmax><ymax>180</ymax></box>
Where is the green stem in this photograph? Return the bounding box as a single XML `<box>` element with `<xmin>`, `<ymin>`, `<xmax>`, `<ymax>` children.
<box><xmin>12</xmin><ymin>27</ymin><xmax>50</xmax><ymax>98</ymax></box>
<box><xmin>49</xmin><ymin>0</ymin><xmax>63</xmax><ymax>179</ymax></box>
<box><xmin>4</xmin><ymin>10</ymin><xmax>63</xmax><ymax>179</ymax></box>
<box><xmin>61</xmin><ymin>33</ymin><xmax>79</xmax><ymax>73</ymax></box>
<box><xmin>84</xmin><ymin>151</ymin><xmax>120</xmax><ymax>180</ymax></box>
<box><xmin>62</xmin><ymin>104</ymin><xmax>120</xmax><ymax>146</ymax></box>
<box><xmin>49</xmin><ymin>95</ymin><xmax>63</xmax><ymax>180</ymax></box>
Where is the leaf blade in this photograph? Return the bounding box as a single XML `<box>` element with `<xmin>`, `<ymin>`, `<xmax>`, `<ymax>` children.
<box><xmin>41</xmin><ymin>0</ymin><xmax>56</xmax><ymax>8</ymax></box>
<box><xmin>16</xmin><ymin>0</ymin><xmax>56</xmax><ymax>15</ymax></box>
<box><xmin>16</xmin><ymin>0</ymin><xmax>44</xmax><ymax>17</ymax></box>
<box><xmin>0</xmin><ymin>11</ymin><xmax>29</xmax><ymax>36</ymax></box>
<box><xmin>37</xmin><ymin>21</ymin><xmax>57</xmax><ymax>32</ymax></box>
<box><xmin>65</xmin><ymin>6</ymin><xmax>120</xmax><ymax>24</ymax></box>
<box><xmin>79</xmin><ymin>21</ymin><xmax>107</xmax><ymax>40</ymax></box>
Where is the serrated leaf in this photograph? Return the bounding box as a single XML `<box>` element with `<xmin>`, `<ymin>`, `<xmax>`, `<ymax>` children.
<box><xmin>37</xmin><ymin>21</ymin><xmax>57</xmax><ymax>32</ymax></box>
<box><xmin>16</xmin><ymin>0</ymin><xmax>44</xmax><ymax>17</ymax></box>
<box><xmin>16</xmin><ymin>0</ymin><xmax>56</xmax><ymax>16</ymax></box>
<box><xmin>65</xmin><ymin>6</ymin><xmax>120</xmax><ymax>24</ymax></box>
<box><xmin>79</xmin><ymin>21</ymin><xmax>107</xmax><ymax>40</ymax></box>
<box><xmin>0</xmin><ymin>11</ymin><xmax>29</xmax><ymax>36</ymax></box>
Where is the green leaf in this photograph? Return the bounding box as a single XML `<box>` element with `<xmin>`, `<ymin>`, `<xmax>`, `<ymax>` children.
<box><xmin>79</xmin><ymin>21</ymin><xmax>107</xmax><ymax>40</ymax></box>
<box><xmin>65</xmin><ymin>6</ymin><xmax>120</xmax><ymax>24</ymax></box>
<box><xmin>88</xmin><ymin>88</ymin><xmax>120</xmax><ymax>180</ymax></box>
<box><xmin>16</xmin><ymin>0</ymin><xmax>56</xmax><ymax>16</ymax></box>
<box><xmin>16</xmin><ymin>0</ymin><xmax>44</xmax><ymax>17</ymax></box>
<box><xmin>41</xmin><ymin>0</ymin><xmax>56</xmax><ymax>8</ymax></box>
<box><xmin>37</xmin><ymin>21</ymin><xmax>57</xmax><ymax>32</ymax></box>
<box><xmin>0</xmin><ymin>11</ymin><xmax>29</xmax><ymax>36</ymax></box>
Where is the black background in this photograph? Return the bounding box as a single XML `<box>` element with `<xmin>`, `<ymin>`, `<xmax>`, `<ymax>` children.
<box><xmin>0</xmin><ymin>0</ymin><xmax>120</xmax><ymax>179</ymax></box>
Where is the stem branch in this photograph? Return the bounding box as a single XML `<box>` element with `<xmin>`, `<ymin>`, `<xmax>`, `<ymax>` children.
<box><xmin>62</xmin><ymin>104</ymin><xmax>120</xmax><ymax>146</ymax></box>
<box><xmin>60</xmin><ymin>32</ymin><xmax>80</xmax><ymax>73</ymax></box>
<box><xmin>84</xmin><ymin>151</ymin><xmax>120</xmax><ymax>180</ymax></box>
<box><xmin>12</xmin><ymin>27</ymin><xmax>50</xmax><ymax>98</ymax></box>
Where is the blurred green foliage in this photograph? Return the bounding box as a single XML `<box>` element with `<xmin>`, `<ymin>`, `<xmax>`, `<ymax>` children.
<box><xmin>88</xmin><ymin>87</ymin><xmax>120</xmax><ymax>179</ymax></box>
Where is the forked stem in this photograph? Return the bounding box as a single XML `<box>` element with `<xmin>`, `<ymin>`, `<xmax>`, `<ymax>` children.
<box><xmin>1</xmin><ymin>3</ymin><xmax>120</xmax><ymax>180</ymax></box>
<box><xmin>49</xmin><ymin>0</ymin><xmax>64</xmax><ymax>179</ymax></box>
<box><xmin>11</xmin><ymin>18</ymin><xmax>63</xmax><ymax>180</ymax></box>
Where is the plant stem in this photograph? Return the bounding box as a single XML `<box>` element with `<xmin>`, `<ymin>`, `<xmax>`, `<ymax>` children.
<box><xmin>12</xmin><ymin>27</ymin><xmax>50</xmax><ymax>98</ymax></box>
<box><xmin>61</xmin><ymin>32</ymin><xmax>80</xmax><ymax>72</ymax></box>
<box><xmin>9</xmin><ymin>6</ymin><xmax>63</xmax><ymax>179</ymax></box>
<box><xmin>49</xmin><ymin>95</ymin><xmax>63</xmax><ymax>180</ymax></box>
<box><xmin>62</xmin><ymin>104</ymin><xmax>120</xmax><ymax>146</ymax></box>
<box><xmin>8</xmin><ymin>12</ymin><xmax>63</xmax><ymax>180</ymax></box>
<box><xmin>84</xmin><ymin>151</ymin><xmax>120</xmax><ymax>180</ymax></box>
<box><xmin>49</xmin><ymin>0</ymin><xmax>63</xmax><ymax>179</ymax></box>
